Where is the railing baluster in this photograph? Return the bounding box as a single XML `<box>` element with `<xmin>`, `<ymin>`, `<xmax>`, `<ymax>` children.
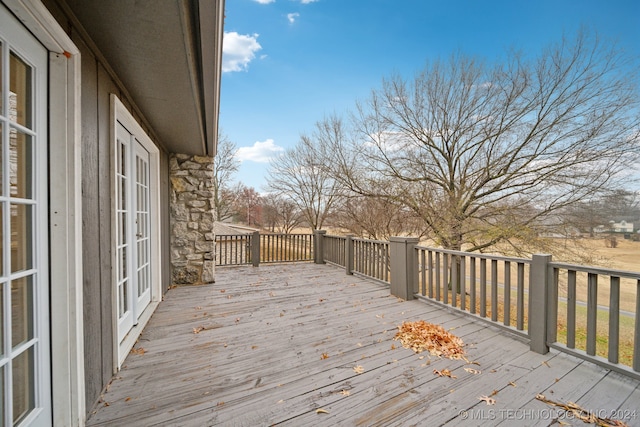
<box><xmin>491</xmin><ymin>259</ymin><xmax>498</xmax><ymax>322</ymax></box>
<box><xmin>480</xmin><ymin>258</ymin><xmax>487</xmax><ymax>318</ymax></box>
<box><xmin>460</xmin><ymin>256</ymin><xmax>466</xmax><ymax>311</ymax></box>
<box><xmin>420</xmin><ymin>250</ymin><xmax>426</xmax><ymax>296</ymax></box>
<box><xmin>451</xmin><ymin>255</ymin><xmax>458</xmax><ymax>308</ymax></box>
<box><xmin>517</xmin><ymin>262</ymin><xmax>524</xmax><ymax>330</ymax></box>
<box><xmin>586</xmin><ymin>272</ymin><xmax>598</xmax><ymax>356</ymax></box>
<box><xmin>443</xmin><ymin>253</ymin><xmax>449</xmax><ymax>305</ymax></box>
<box><xmin>428</xmin><ymin>251</ymin><xmax>433</xmax><ymax>298</ymax></box>
<box><xmin>635</xmin><ymin>279</ymin><xmax>640</xmax><ymax>372</ymax></box>
<box><xmin>435</xmin><ymin>252</ymin><xmax>441</xmax><ymax>301</ymax></box>
<box><xmin>609</xmin><ymin>276</ymin><xmax>620</xmax><ymax>364</ymax></box>
<box><xmin>470</xmin><ymin>257</ymin><xmax>476</xmax><ymax>314</ymax></box>
<box><xmin>567</xmin><ymin>270</ymin><xmax>577</xmax><ymax>348</ymax></box>
<box><xmin>504</xmin><ymin>261</ymin><xmax>511</xmax><ymax>326</ymax></box>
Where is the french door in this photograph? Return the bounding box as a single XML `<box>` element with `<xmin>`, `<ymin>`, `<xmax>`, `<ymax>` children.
<box><xmin>0</xmin><ymin>4</ymin><xmax>51</xmax><ymax>426</ymax></box>
<box><xmin>115</xmin><ymin>123</ymin><xmax>152</xmax><ymax>343</ymax></box>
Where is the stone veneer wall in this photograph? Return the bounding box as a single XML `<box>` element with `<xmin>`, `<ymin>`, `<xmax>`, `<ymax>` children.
<box><xmin>169</xmin><ymin>154</ymin><xmax>215</xmax><ymax>285</ymax></box>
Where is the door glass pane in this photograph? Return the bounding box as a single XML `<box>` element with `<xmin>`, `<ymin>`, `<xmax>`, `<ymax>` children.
<box><xmin>0</xmin><ymin>365</ymin><xmax>4</xmax><ymax>421</ymax></box>
<box><xmin>0</xmin><ymin>123</ymin><xmax>3</xmax><ymax>195</ymax></box>
<box><xmin>12</xmin><ymin>347</ymin><xmax>35</xmax><ymax>424</ymax></box>
<box><xmin>9</xmin><ymin>131</ymin><xmax>32</xmax><ymax>199</ymax></box>
<box><xmin>1</xmin><ymin>206</ymin><xmax>4</xmax><ymax>276</ymax></box>
<box><xmin>10</xmin><ymin>203</ymin><xmax>32</xmax><ymax>273</ymax></box>
<box><xmin>0</xmin><ymin>41</ymin><xmax>3</xmax><ymax>112</ymax></box>
<box><xmin>9</xmin><ymin>52</ymin><xmax>32</xmax><ymax>129</ymax></box>
<box><xmin>11</xmin><ymin>276</ymin><xmax>33</xmax><ymax>348</ymax></box>
<box><xmin>0</xmin><ymin>285</ymin><xmax>4</xmax><ymax>356</ymax></box>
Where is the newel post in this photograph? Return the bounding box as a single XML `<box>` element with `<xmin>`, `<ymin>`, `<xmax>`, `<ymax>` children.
<box><xmin>345</xmin><ymin>235</ymin><xmax>354</xmax><ymax>275</ymax></box>
<box><xmin>314</xmin><ymin>230</ymin><xmax>326</xmax><ymax>264</ymax></box>
<box><xmin>390</xmin><ymin>237</ymin><xmax>419</xmax><ymax>300</ymax></box>
<box><xmin>529</xmin><ymin>254</ymin><xmax>553</xmax><ymax>354</ymax></box>
<box><xmin>251</xmin><ymin>231</ymin><xmax>260</xmax><ymax>267</ymax></box>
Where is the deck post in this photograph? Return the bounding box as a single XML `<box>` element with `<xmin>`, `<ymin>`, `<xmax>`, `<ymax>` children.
<box><xmin>389</xmin><ymin>237</ymin><xmax>419</xmax><ymax>300</ymax></box>
<box><xmin>529</xmin><ymin>254</ymin><xmax>552</xmax><ymax>354</ymax></box>
<box><xmin>251</xmin><ymin>231</ymin><xmax>260</xmax><ymax>267</ymax></box>
<box><xmin>314</xmin><ymin>230</ymin><xmax>326</xmax><ymax>264</ymax></box>
<box><xmin>345</xmin><ymin>235</ymin><xmax>354</xmax><ymax>275</ymax></box>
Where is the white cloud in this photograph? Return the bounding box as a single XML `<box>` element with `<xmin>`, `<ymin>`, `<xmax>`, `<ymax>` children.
<box><xmin>299</xmin><ymin>0</ymin><xmax>319</xmax><ymax>3</ymax></box>
<box><xmin>222</xmin><ymin>32</ymin><xmax>262</xmax><ymax>72</ymax></box>
<box><xmin>287</xmin><ymin>12</ymin><xmax>300</xmax><ymax>24</ymax></box>
<box><xmin>254</xmin><ymin>0</ymin><xmax>275</xmax><ymax>4</ymax></box>
<box><xmin>236</xmin><ymin>139</ymin><xmax>284</xmax><ymax>163</ymax></box>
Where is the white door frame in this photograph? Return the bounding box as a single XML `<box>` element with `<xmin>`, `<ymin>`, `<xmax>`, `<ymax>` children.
<box><xmin>2</xmin><ymin>1</ymin><xmax>84</xmax><ymax>426</ymax></box>
<box><xmin>0</xmin><ymin>4</ymin><xmax>49</xmax><ymax>425</ymax></box>
<box><xmin>111</xmin><ymin>94</ymin><xmax>161</xmax><ymax>368</ymax></box>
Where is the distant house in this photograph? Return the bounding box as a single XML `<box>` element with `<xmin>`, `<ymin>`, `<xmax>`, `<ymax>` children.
<box><xmin>0</xmin><ymin>1</ymin><xmax>224</xmax><ymax>425</ymax></box>
<box><xmin>595</xmin><ymin>220</ymin><xmax>634</xmax><ymax>233</ymax></box>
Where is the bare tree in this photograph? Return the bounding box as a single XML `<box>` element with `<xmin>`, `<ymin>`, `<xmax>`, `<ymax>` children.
<box><xmin>232</xmin><ymin>184</ymin><xmax>262</xmax><ymax>226</ymax></box>
<box><xmin>333</xmin><ymin>195</ymin><xmax>427</xmax><ymax>240</ymax></box>
<box><xmin>266</xmin><ymin>119</ymin><xmax>344</xmax><ymax>230</ymax></box>
<box><xmin>213</xmin><ymin>133</ymin><xmax>240</xmax><ymax>222</ymax></box>
<box><xmin>329</xmin><ymin>31</ymin><xmax>640</xmax><ymax>253</ymax></box>
<box><xmin>262</xmin><ymin>193</ymin><xmax>303</xmax><ymax>234</ymax></box>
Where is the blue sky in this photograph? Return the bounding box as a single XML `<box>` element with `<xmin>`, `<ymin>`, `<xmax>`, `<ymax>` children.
<box><xmin>220</xmin><ymin>0</ymin><xmax>640</xmax><ymax>191</ymax></box>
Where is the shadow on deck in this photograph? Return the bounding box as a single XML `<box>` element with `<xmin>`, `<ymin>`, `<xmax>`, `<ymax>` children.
<box><xmin>87</xmin><ymin>263</ymin><xmax>640</xmax><ymax>426</ymax></box>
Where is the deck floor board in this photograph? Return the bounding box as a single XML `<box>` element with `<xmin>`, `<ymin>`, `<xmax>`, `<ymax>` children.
<box><xmin>86</xmin><ymin>263</ymin><xmax>640</xmax><ymax>426</ymax></box>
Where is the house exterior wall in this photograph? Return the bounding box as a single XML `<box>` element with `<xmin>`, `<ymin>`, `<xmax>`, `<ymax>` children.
<box><xmin>170</xmin><ymin>154</ymin><xmax>216</xmax><ymax>285</ymax></box>
<box><xmin>42</xmin><ymin>0</ymin><xmax>172</xmax><ymax>414</ymax></box>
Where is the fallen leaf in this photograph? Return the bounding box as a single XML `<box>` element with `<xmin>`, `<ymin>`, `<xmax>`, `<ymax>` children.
<box><xmin>277</xmin><ymin>399</ymin><xmax>284</xmax><ymax>404</ymax></box>
<box><xmin>509</xmin><ymin>381</ymin><xmax>517</xmax><ymax>387</ymax></box>
<box><xmin>394</xmin><ymin>320</ymin><xmax>465</xmax><ymax>359</ymax></box>
<box><xmin>340</xmin><ymin>390</ymin><xmax>350</xmax><ymax>396</ymax></box>
<box><xmin>130</xmin><ymin>347</ymin><xmax>146</xmax><ymax>355</ymax></box>
<box><xmin>251</xmin><ymin>345</ymin><xmax>258</xmax><ymax>350</ymax></box>
<box><xmin>125</xmin><ymin>397</ymin><xmax>131</xmax><ymax>402</ymax></box>
<box><xmin>433</xmin><ymin>368</ymin><xmax>457</xmax><ymax>378</ymax></box>
<box><xmin>390</xmin><ymin>343</ymin><xmax>397</xmax><ymax>350</ymax></box>
<box><xmin>193</xmin><ymin>327</ymin><xmax>204</xmax><ymax>334</ymax></box>
<box><xmin>269</xmin><ymin>292</ymin><xmax>276</xmax><ymax>297</ymax></box>
<box><xmin>316</xmin><ymin>409</ymin><xmax>329</xmax><ymax>414</ymax></box>
<box><xmin>376</xmin><ymin>314</ymin><xmax>384</xmax><ymax>319</ymax></box>
<box><xmin>353</xmin><ymin>365</ymin><xmax>364</xmax><ymax>374</ymax></box>
<box><xmin>195</xmin><ymin>306</ymin><xmax>202</xmax><ymax>310</ymax></box>
<box><xmin>464</xmin><ymin>367</ymin><xmax>481</xmax><ymax>375</ymax></box>
<box><xmin>490</xmin><ymin>390</ymin><xmax>499</xmax><ymax>396</ymax></box>
<box><xmin>220</xmin><ymin>289</ymin><xmax>225</xmax><ymax>293</ymax></box>
<box><xmin>542</xmin><ymin>360</ymin><xmax>551</xmax><ymax>367</ymax></box>
<box><xmin>321</xmin><ymin>353</ymin><xmax>329</xmax><ymax>360</ymax></box>
<box><xmin>478</xmin><ymin>395</ymin><xmax>496</xmax><ymax>405</ymax></box>
<box><xmin>217</xmin><ymin>401</ymin><xmax>225</xmax><ymax>407</ymax></box>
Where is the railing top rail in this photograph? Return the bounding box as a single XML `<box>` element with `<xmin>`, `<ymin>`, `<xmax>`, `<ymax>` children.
<box><xmin>414</xmin><ymin>245</ymin><xmax>531</xmax><ymax>265</ymax></box>
<box><xmin>352</xmin><ymin>237</ymin><xmax>389</xmax><ymax>245</ymax></box>
<box><xmin>260</xmin><ymin>233</ymin><xmax>314</xmax><ymax>237</ymax></box>
<box><xmin>324</xmin><ymin>234</ymin><xmax>347</xmax><ymax>240</ymax></box>
<box><xmin>549</xmin><ymin>261</ymin><xmax>640</xmax><ymax>280</ymax></box>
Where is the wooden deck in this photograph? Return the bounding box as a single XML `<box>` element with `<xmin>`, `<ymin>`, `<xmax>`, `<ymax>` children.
<box><xmin>87</xmin><ymin>263</ymin><xmax>640</xmax><ymax>426</ymax></box>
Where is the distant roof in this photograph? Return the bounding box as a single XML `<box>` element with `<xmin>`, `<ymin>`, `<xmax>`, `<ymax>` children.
<box><xmin>214</xmin><ymin>222</ymin><xmax>259</xmax><ymax>235</ymax></box>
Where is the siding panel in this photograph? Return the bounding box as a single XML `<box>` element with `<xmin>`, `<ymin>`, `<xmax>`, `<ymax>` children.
<box><xmin>74</xmin><ymin>32</ymin><xmax>104</xmax><ymax>410</ymax></box>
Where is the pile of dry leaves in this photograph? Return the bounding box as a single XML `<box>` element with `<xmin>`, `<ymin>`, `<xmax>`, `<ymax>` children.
<box><xmin>394</xmin><ymin>320</ymin><xmax>465</xmax><ymax>359</ymax></box>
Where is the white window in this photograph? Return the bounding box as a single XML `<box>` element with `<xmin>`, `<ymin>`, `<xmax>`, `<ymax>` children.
<box><xmin>0</xmin><ymin>4</ymin><xmax>51</xmax><ymax>426</ymax></box>
<box><xmin>112</xmin><ymin>95</ymin><xmax>161</xmax><ymax>367</ymax></box>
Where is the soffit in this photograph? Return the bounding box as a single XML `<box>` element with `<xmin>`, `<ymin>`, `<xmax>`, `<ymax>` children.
<box><xmin>63</xmin><ymin>0</ymin><xmax>223</xmax><ymax>155</ymax></box>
